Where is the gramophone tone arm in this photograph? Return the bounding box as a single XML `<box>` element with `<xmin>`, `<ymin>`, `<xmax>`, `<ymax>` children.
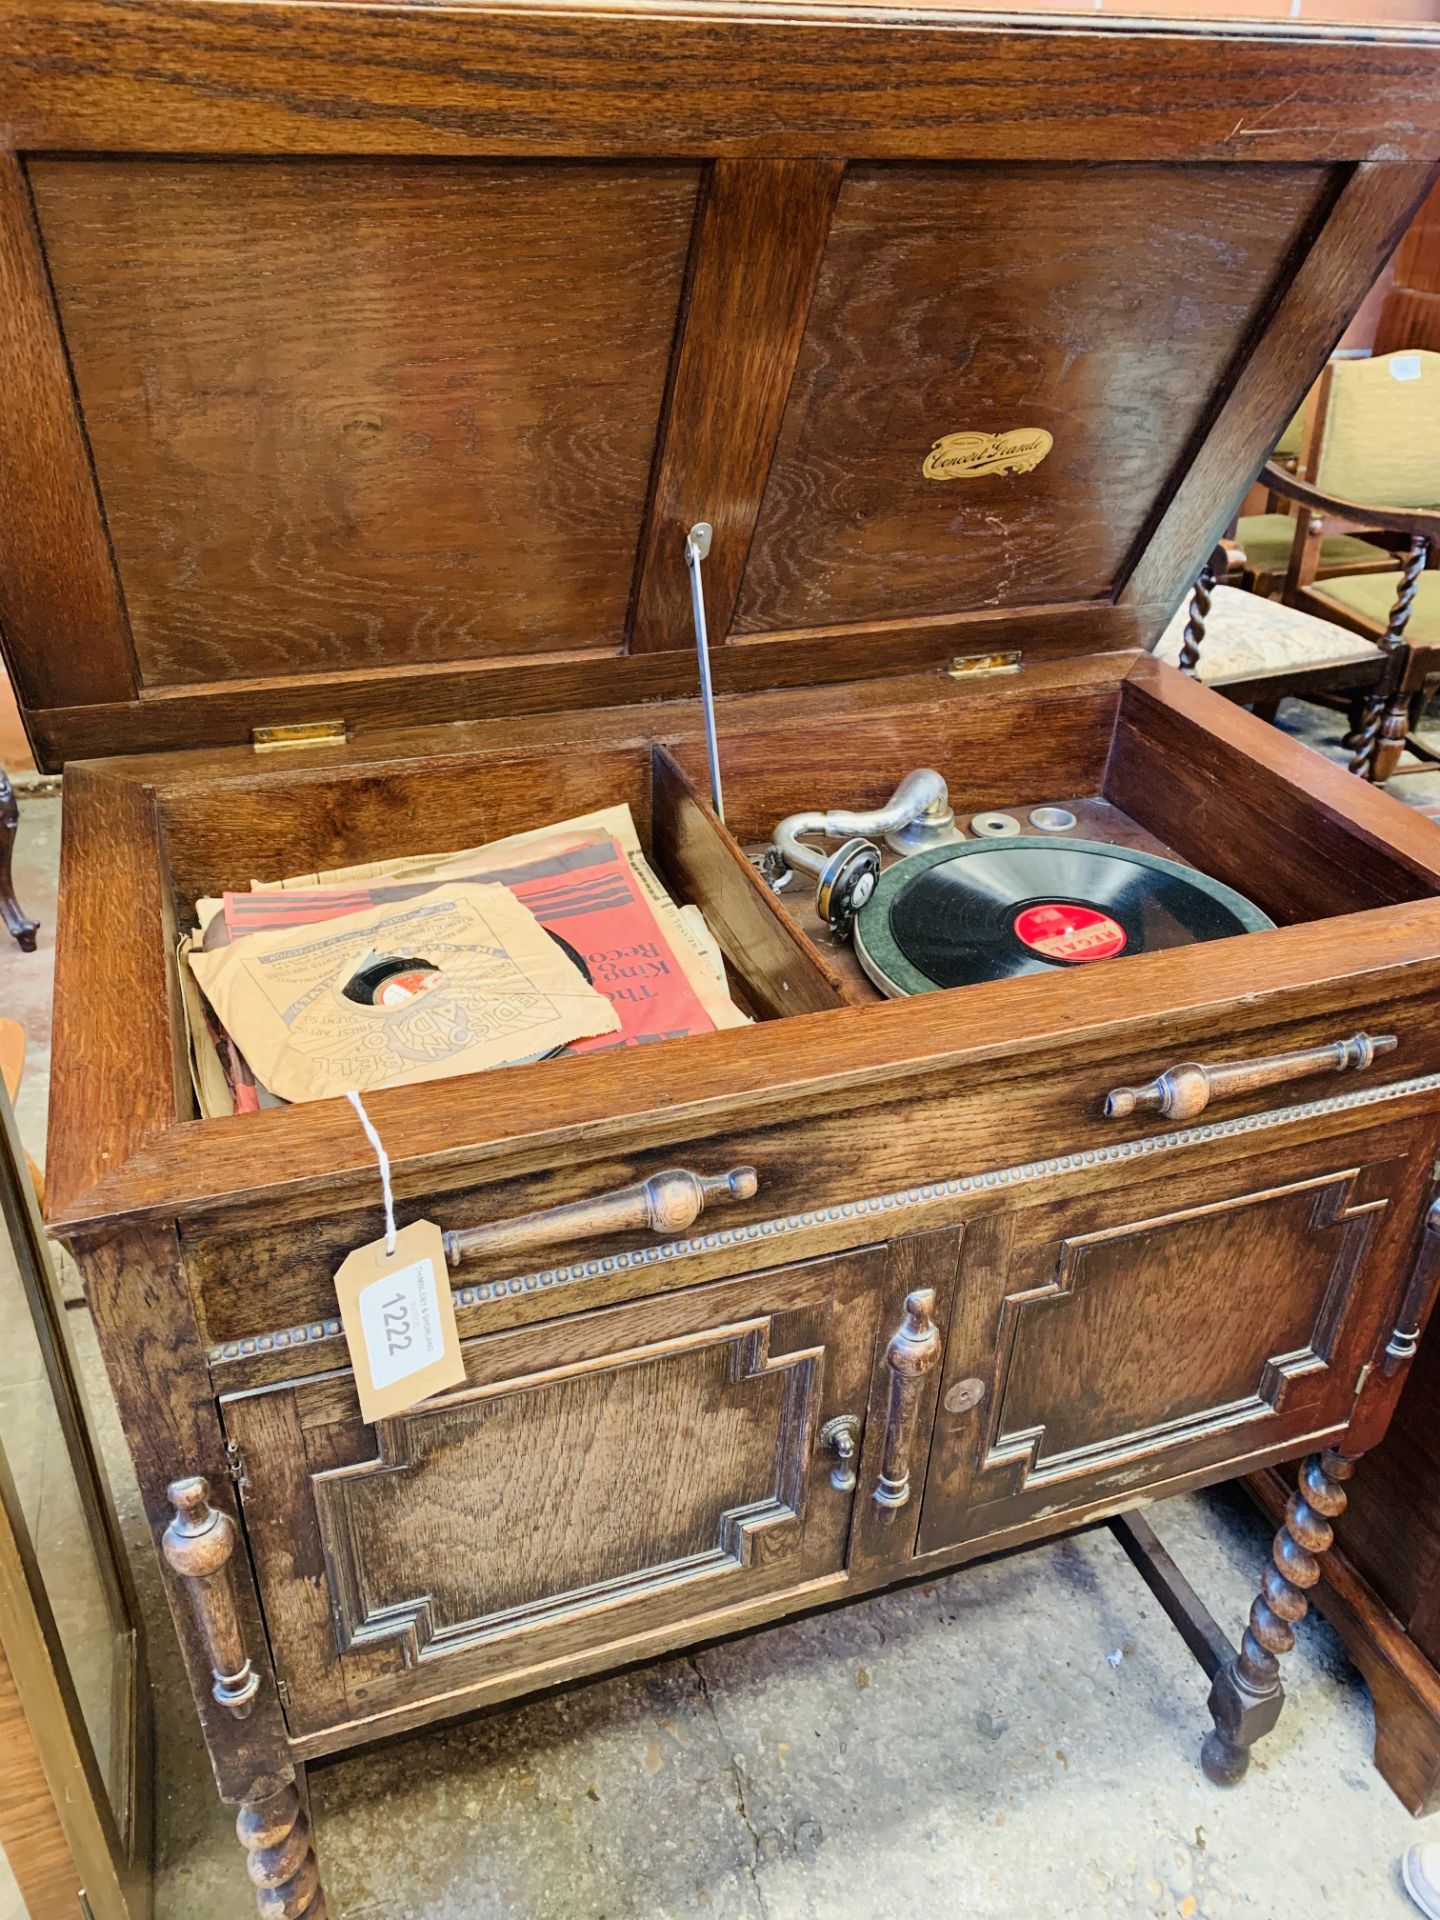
<box><xmin>770</xmin><ymin>769</ymin><xmax>952</xmax><ymax>876</ymax></box>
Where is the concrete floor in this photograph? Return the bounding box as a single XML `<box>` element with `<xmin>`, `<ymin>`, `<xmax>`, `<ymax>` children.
<box><xmin>4</xmin><ymin>705</ymin><xmax>1440</xmax><ymax>1920</ymax></box>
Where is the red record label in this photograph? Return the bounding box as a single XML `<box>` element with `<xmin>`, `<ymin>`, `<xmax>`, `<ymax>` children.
<box><xmin>376</xmin><ymin>969</ymin><xmax>445</xmax><ymax>1006</ymax></box>
<box><xmin>1013</xmin><ymin>902</ymin><xmax>1127</xmax><ymax>962</ymax></box>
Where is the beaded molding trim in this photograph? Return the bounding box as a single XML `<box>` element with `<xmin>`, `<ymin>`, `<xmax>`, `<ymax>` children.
<box><xmin>207</xmin><ymin>1068</ymin><xmax>1440</xmax><ymax>1366</ymax></box>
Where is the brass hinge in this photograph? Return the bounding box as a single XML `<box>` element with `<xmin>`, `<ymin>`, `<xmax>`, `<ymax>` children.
<box><xmin>275</xmin><ymin>1677</ymin><xmax>292</xmax><ymax>1713</ymax></box>
<box><xmin>1354</xmin><ymin>1360</ymin><xmax>1373</xmax><ymax>1400</ymax></box>
<box><xmin>223</xmin><ymin>1438</ymin><xmax>247</xmax><ymax>1488</ymax></box>
<box><xmin>251</xmin><ymin>719</ymin><xmax>348</xmax><ymax>752</ymax></box>
<box><xmin>947</xmin><ymin>650</ymin><xmax>1022</xmax><ymax>679</ymax></box>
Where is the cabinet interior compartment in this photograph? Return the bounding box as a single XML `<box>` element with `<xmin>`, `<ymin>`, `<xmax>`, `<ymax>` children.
<box><xmin>44</xmin><ymin>651</ymin><xmax>1440</xmax><ymax>1259</ymax></box>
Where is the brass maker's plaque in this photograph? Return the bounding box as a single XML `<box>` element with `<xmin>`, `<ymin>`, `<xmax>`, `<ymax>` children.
<box><xmin>923</xmin><ymin>427</ymin><xmax>1053</xmax><ymax>482</ymax></box>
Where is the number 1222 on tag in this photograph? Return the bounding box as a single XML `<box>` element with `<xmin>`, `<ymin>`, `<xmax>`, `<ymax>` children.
<box><xmin>334</xmin><ymin>1220</ymin><xmax>465</xmax><ymax>1422</ymax></box>
<box><xmin>360</xmin><ymin>1258</ymin><xmax>447</xmax><ymax>1389</ymax></box>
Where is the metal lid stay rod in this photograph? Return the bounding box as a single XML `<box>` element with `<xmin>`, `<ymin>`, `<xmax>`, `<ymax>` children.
<box><xmin>684</xmin><ymin>521</ymin><xmax>725</xmax><ymax>822</ymax></box>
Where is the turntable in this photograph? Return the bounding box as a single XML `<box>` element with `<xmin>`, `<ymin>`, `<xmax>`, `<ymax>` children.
<box><xmin>760</xmin><ymin>770</ymin><xmax>1273</xmax><ymax>997</ymax></box>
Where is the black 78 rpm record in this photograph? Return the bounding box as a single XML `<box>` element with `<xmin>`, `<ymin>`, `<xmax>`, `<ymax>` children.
<box><xmin>852</xmin><ymin>838</ymin><xmax>1274</xmax><ymax>998</ymax></box>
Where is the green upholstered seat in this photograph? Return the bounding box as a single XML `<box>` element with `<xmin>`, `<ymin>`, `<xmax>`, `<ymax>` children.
<box><xmin>1273</xmin><ymin>405</ymin><xmax>1305</xmax><ymax>462</ymax></box>
<box><xmin>1154</xmin><ymin>584</ymin><xmax>1381</xmax><ymax>685</ymax></box>
<box><xmin>1308</xmin><ymin>569</ymin><xmax>1440</xmax><ymax>644</ymax></box>
<box><xmin>1236</xmin><ymin>512</ymin><xmax>1387</xmax><ymax>578</ymax></box>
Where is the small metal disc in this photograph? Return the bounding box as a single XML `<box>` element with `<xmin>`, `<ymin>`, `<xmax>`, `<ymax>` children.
<box><xmin>968</xmin><ymin>812</ymin><xmax>1022</xmax><ymax>838</ymax></box>
<box><xmin>1027</xmin><ymin>806</ymin><xmax>1078</xmax><ymax>833</ymax></box>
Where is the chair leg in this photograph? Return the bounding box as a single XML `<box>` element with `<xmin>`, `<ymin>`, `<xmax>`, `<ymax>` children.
<box><xmin>1178</xmin><ymin>563</ymin><xmax>1215</xmax><ymax>674</ymax></box>
<box><xmin>1371</xmin><ymin>694</ymin><xmax>1411</xmax><ymax>783</ymax></box>
<box><xmin>1250</xmin><ymin>695</ymin><xmax>1283</xmax><ymax>726</ymax></box>
<box><xmin>1340</xmin><ymin>694</ymin><xmax>1368</xmax><ymax>751</ymax></box>
<box><xmin>1359</xmin><ymin>537</ymin><xmax>1431</xmax><ymax>783</ymax></box>
<box><xmin>1347</xmin><ymin>692</ymin><xmax>1386</xmax><ymax>778</ymax></box>
<box><xmin>0</xmin><ymin>770</ymin><xmax>39</xmax><ymax>953</ymax></box>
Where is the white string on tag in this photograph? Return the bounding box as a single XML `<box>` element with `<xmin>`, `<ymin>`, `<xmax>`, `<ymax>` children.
<box><xmin>346</xmin><ymin>1090</ymin><xmax>397</xmax><ymax>1255</ymax></box>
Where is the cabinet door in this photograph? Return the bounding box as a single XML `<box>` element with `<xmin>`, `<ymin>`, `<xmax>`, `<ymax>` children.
<box><xmin>916</xmin><ymin>1125</ymin><xmax>1423</xmax><ymax>1560</ymax></box>
<box><xmin>223</xmin><ymin>1247</ymin><xmax>884</xmax><ymax>1743</ymax></box>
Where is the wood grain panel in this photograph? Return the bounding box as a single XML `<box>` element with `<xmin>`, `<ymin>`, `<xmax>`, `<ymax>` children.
<box><xmin>76</xmin><ymin>1224</ymin><xmax>293</xmax><ymax>1803</ymax></box>
<box><xmin>668</xmin><ymin>675</ymin><xmax>1122</xmax><ymax>844</ymax></box>
<box><xmin>8</xmin><ymin>2</ymin><xmax>1440</xmax><ymax>164</ymax></box>
<box><xmin>648</xmin><ymin>747</ymin><xmax>849</xmax><ymax>1019</ymax></box>
<box><xmin>219</xmin><ymin>1390</ymin><xmax>350</xmax><ymax>1734</ymax></box>
<box><xmin>733</xmin><ymin>161</ymin><xmax>1327</xmax><ymax>633</ymax></box>
<box><xmin>187</xmin><ymin>997</ymin><xmax>1440</xmax><ymax>1356</ymax></box>
<box><xmin>314</xmin><ymin>1319</ymin><xmax>817</xmax><ymax>1658</ymax></box>
<box><xmin>155</xmin><ymin>747</ymin><xmax>655</xmax><ymax>911</ymax></box>
<box><xmin>1108</xmin><ymin>660</ymin><xmax>1440</xmax><ymax>925</ymax></box>
<box><xmin>0</xmin><ymin>151</ymin><xmax>135</xmax><ymax>711</ymax></box>
<box><xmin>629</xmin><ymin>158</ymin><xmax>843</xmax><ymax>653</ymax></box>
<box><xmin>0</xmin><ymin>1645</ymin><xmax>76</xmax><ymax>1920</ymax></box>
<box><xmin>45</xmin><ymin>767</ymin><xmax>182</xmax><ymax>1221</ymax></box>
<box><xmin>993</xmin><ymin>1174</ymin><xmax>1371</xmax><ymax>1477</ymax></box>
<box><xmin>60</xmin><ymin>892</ymin><xmax>1440</xmax><ymax>1242</ymax></box>
<box><xmin>27</xmin><ymin>157</ymin><xmax>699</xmax><ymax>688</ymax></box>
<box><xmin>916</xmin><ymin>1145</ymin><xmax>1396</xmax><ymax>1556</ymax></box>
<box><xmin>226</xmin><ymin>1251</ymin><xmax>881</xmax><ymax>1738</ymax></box>
<box><xmin>20</xmin><ymin>599</ymin><xmax>1138</xmax><ymax>771</ymax></box>
<box><xmin>1122</xmin><ymin>158</ymin><xmax>1437</xmax><ymax>621</ymax></box>
<box><xmin>9</xmin><ymin>656</ymin><xmax>1134</xmax><ymax>795</ymax></box>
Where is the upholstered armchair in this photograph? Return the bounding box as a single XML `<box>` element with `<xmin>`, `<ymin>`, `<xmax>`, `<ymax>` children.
<box><xmin>1276</xmin><ymin>352</ymin><xmax>1440</xmax><ymax>626</ymax></box>
<box><xmin>1231</xmin><ymin>395</ymin><xmax>1395</xmax><ymax>599</ymax></box>
<box><xmin>1158</xmin><ymin>353</ymin><xmax>1440</xmax><ymax>782</ymax></box>
<box><xmin>1255</xmin><ymin>354</ymin><xmax>1440</xmax><ymax>779</ymax></box>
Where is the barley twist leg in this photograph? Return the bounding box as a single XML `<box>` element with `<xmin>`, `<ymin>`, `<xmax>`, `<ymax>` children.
<box><xmin>1178</xmin><ymin>564</ymin><xmax>1214</xmax><ymax>674</ymax></box>
<box><xmin>1201</xmin><ymin>1449</ymin><xmax>1356</xmax><ymax>1786</ymax></box>
<box><xmin>1351</xmin><ymin>540</ymin><xmax>1428</xmax><ymax>780</ymax></box>
<box><xmin>237</xmin><ymin>1780</ymin><xmax>327</xmax><ymax>1920</ymax></box>
<box><xmin>1348</xmin><ymin>698</ymin><xmax>1386</xmax><ymax>779</ymax></box>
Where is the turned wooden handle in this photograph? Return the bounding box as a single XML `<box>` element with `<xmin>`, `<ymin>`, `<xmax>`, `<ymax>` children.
<box><xmin>1103</xmin><ymin>1031</ymin><xmax>1396</xmax><ymax>1122</ymax></box>
<box><xmin>161</xmin><ymin>1477</ymin><xmax>261</xmax><ymax>1720</ymax></box>
<box><xmin>444</xmin><ymin>1165</ymin><xmax>759</xmax><ymax>1268</ymax></box>
<box><xmin>873</xmin><ymin>1288</ymin><xmax>942</xmax><ymax>1514</ymax></box>
<box><xmin>1383</xmin><ymin>1193</ymin><xmax>1440</xmax><ymax>1379</ymax></box>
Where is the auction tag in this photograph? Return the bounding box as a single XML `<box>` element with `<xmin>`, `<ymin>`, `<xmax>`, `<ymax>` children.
<box><xmin>334</xmin><ymin>1220</ymin><xmax>464</xmax><ymax>1423</ymax></box>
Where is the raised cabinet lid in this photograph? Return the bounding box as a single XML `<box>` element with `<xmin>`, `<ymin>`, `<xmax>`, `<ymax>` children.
<box><xmin>2</xmin><ymin>0</ymin><xmax>1438</xmax><ymax>771</ymax></box>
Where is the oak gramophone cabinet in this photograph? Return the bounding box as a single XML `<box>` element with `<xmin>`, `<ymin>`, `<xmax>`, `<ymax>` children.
<box><xmin>8</xmin><ymin>2</ymin><xmax>1440</xmax><ymax>1912</ymax></box>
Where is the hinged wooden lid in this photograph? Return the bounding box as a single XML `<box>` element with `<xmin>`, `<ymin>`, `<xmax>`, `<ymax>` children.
<box><xmin>2</xmin><ymin>0</ymin><xmax>1438</xmax><ymax>771</ymax></box>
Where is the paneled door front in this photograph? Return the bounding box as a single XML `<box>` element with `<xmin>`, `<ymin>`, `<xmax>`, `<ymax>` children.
<box><xmin>917</xmin><ymin>1117</ymin><xmax>1431</xmax><ymax>1561</ymax></box>
<box><xmin>223</xmin><ymin>1246</ymin><xmax>885</xmax><ymax>1745</ymax></box>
